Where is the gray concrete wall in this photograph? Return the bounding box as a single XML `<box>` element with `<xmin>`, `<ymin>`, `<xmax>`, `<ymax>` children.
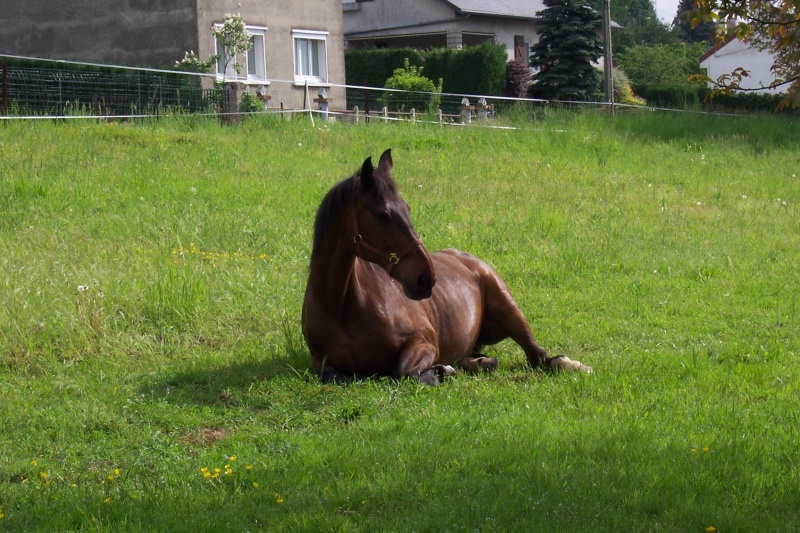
<box><xmin>1</xmin><ymin>0</ymin><xmax>346</xmax><ymax>111</ymax></box>
<box><xmin>196</xmin><ymin>0</ymin><xmax>346</xmax><ymax>110</ymax></box>
<box><xmin>0</xmin><ymin>0</ymin><xmax>198</xmax><ymax>67</ymax></box>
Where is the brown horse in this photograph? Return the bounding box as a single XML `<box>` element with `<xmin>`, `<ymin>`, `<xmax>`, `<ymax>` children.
<box><xmin>302</xmin><ymin>149</ymin><xmax>591</xmax><ymax>385</ymax></box>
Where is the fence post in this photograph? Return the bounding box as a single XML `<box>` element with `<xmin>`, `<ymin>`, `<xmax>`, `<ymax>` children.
<box><xmin>314</xmin><ymin>88</ymin><xmax>330</xmax><ymax>122</ymax></box>
<box><xmin>410</xmin><ymin>108</ymin><xmax>415</xmax><ymax>123</ymax></box>
<box><xmin>2</xmin><ymin>59</ymin><xmax>7</xmax><ymax>124</ymax></box>
<box><xmin>221</xmin><ymin>81</ymin><xmax>243</xmax><ymax>125</ymax></box>
<box><xmin>353</xmin><ymin>105</ymin><xmax>359</xmax><ymax>124</ymax></box>
<box><xmin>381</xmin><ymin>106</ymin><xmax>388</xmax><ymax>122</ymax></box>
<box><xmin>364</xmin><ymin>87</ymin><xmax>370</xmax><ymax>123</ymax></box>
<box><xmin>460</xmin><ymin>98</ymin><xmax>471</xmax><ymax>123</ymax></box>
<box><xmin>57</xmin><ymin>72</ymin><xmax>63</xmax><ymax>118</ymax></box>
<box><xmin>476</xmin><ymin>97</ymin><xmax>488</xmax><ymax>119</ymax></box>
<box><xmin>437</xmin><ymin>109</ymin><xmax>442</xmax><ymax>124</ymax></box>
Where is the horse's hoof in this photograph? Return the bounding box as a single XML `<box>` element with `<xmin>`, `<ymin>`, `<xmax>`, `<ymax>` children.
<box><xmin>439</xmin><ymin>364</ymin><xmax>456</xmax><ymax>377</ymax></box>
<box><xmin>418</xmin><ymin>364</ymin><xmax>456</xmax><ymax>385</ymax></box>
<box><xmin>549</xmin><ymin>355</ymin><xmax>592</xmax><ymax>374</ymax></box>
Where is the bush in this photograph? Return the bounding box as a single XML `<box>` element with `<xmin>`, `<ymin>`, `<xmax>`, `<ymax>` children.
<box><xmin>613</xmin><ymin>68</ymin><xmax>645</xmax><ymax>106</ymax></box>
<box><xmin>346</xmin><ymin>43</ymin><xmax>507</xmax><ymax>97</ymax></box>
<box><xmin>506</xmin><ymin>59</ymin><xmax>532</xmax><ymax>98</ymax></box>
<box><xmin>699</xmin><ymin>89</ymin><xmax>796</xmax><ymax>113</ymax></box>
<box><xmin>642</xmin><ymin>84</ymin><xmax>700</xmax><ymax>108</ymax></box>
<box><xmin>382</xmin><ymin>59</ymin><xmax>442</xmax><ymax>114</ymax></box>
<box><xmin>240</xmin><ymin>91</ymin><xmax>264</xmax><ymax>114</ymax></box>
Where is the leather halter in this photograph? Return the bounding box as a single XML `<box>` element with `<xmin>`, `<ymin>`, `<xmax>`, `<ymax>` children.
<box><xmin>351</xmin><ymin>203</ymin><xmax>423</xmax><ymax>276</ymax></box>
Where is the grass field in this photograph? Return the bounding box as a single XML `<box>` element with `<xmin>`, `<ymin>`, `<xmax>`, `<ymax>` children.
<box><xmin>1</xmin><ymin>110</ymin><xmax>799</xmax><ymax>531</ymax></box>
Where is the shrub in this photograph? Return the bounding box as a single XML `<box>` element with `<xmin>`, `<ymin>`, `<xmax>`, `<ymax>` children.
<box><xmin>642</xmin><ymin>84</ymin><xmax>700</xmax><ymax>108</ymax></box>
<box><xmin>240</xmin><ymin>91</ymin><xmax>264</xmax><ymax>114</ymax></box>
<box><xmin>613</xmin><ymin>68</ymin><xmax>645</xmax><ymax>106</ymax></box>
<box><xmin>382</xmin><ymin>59</ymin><xmax>442</xmax><ymax>115</ymax></box>
<box><xmin>506</xmin><ymin>59</ymin><xmax>533</xmax><ymax>98</ymax></box>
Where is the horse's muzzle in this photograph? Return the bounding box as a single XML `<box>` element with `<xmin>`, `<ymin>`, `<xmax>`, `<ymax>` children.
<box><xmin>404</xmin><ymin>270</ymin><xmax>435</xmax><ymax>300</ymax></box>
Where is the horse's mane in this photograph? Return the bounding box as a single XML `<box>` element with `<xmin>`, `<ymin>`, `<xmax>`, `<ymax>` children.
<box><xmin>310</xmin><ymin>167</ymin><xmax>398</xmax><ymax>262</ymax></box>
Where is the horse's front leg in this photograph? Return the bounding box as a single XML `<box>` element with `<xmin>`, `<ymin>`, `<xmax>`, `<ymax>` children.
<box><xmin>396</xmin><ymin>340</ymin><xmax>455</xmax><ymax>386</ymax></box>
<box><xmin>312</xmin><ymin>356</ymin><xmax>349</xmax><ymax>385</ymax></box>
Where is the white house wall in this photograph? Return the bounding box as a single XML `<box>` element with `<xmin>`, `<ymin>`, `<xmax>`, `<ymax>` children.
<box><xmin>699</xmin><ymin>39</ymin><xmax>782</xmax><ymax>94</ymax></box>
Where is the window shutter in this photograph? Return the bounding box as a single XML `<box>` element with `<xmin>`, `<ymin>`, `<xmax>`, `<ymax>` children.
<box><xmin>514</xmin><ymin>35</ymin><xmax>524</xmax><ymax>61</ymax></box>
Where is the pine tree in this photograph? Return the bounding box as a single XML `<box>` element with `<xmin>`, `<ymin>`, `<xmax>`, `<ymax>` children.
<box><xmin>529</xmin><ymin>0</ymin><xmax>604</xmax><ymax>101</ymax></box>
<box><xmin>674</xmin><ymin>0</ymin><xmax>714</xmax><ymax>44</ymax></box>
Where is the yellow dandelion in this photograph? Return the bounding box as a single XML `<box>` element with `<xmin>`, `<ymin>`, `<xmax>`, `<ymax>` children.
<box><xmin>104</xmin><ymin>498</ymin><xmax>110</xmax><ymax>504</ymax></box>
<box><xmin>252</xmin><ymin>482</ymin><xmax>259</xmax><ymax>489</ymax></box>
<box><xmin>246</xmin><ymin>465</ymin><xmax>253</xmax><ymax>471</ymax></box>
<box><xmin>40</xmin><ymin>472</ymin><xmax>48</xmax><ymax>479</ymax></box>
<box><xmin>31</xmin><ymin>460</ymin><xmax>38</xmax><ymax>466</ymax></box>
<box><xmin>203</xmin><ymin>472</ymin><xmax>211</xmax><ymax>478</ymax></box>
<box><xmin>0</xmin><ymin>510</ymin><xmax>4</xmax><ymax>519</ymax></box>
<box><xmin>214</xmin><ymin>468</ymin><xmax>221</xmax><ymax>473</ymax></box>
<box><xmin>114</xmin><ymin>468</ymin><xmax>121</xmax><ymax>476</ymax></box>
<box><xmin>691</xmin><ymin>449</ymin><xmax>697</xmax><ymax>453</ymax></box>
<box><xmin>107</xmin><ymin>475</ymin><xmax>115</xmax><ymax>481</ymax></box>
<box><xmin>201</xmin><ymin>467</ymin><xmax>209</xmax><ymax>474</ymax></box>
<box><xmin>276</xmin><ymin>494</ymin><xmax>284</xmax><ymax>504</ymax></box>
<box><xmin>229</xmin><ymin>456</ymin><xmax>237</xmax><ymax>462</ymax></box>
<box><xmin>703</xmin><ymin>447</ymin><xmax>710</xmax><ymax>452</ymax></box>
<box><xmin>705</xmin><ymin>527</ymin><xmax>716</xmax><ymax>532</ymax></box>
<box><xmin>71</xmin><ymin>483</ymin><xmax>77</xmax><ymax>488</ymax></box>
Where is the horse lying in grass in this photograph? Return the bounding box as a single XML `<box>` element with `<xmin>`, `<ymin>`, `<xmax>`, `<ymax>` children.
<box><xmin>302</xmin><ymin>149</ymin><xmax>591</xmax><ymax>385</ymax></box>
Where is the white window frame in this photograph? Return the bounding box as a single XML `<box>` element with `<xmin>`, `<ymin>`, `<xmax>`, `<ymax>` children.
<box><xmin>292</xmin><ymin>30</ymin><xmax>329</xmax><ymax>85</ymax></box>
<box><xmin>245</xmin><ymin>27</ymin><xmax>268</xmax><ymax>82</ymax></box>
<box><xmin>214</xmin><ymin>24</ymin><xmax>269</xmax><ymax>84</ymax></box>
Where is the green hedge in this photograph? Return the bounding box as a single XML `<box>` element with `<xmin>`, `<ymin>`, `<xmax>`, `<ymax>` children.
<box><xmin>640</xmin><ymin>84</ymin><xmax>700</xmax><ymax>109</ymax></box>
<box><xmin>345</xmin><ymin>43</ymin><xmax>507</xmax><ymax>96</ymax></box>
<box><xmin>634</xmin><ymin>82</ymin><xmax>796</xmax><ymax>113</ymax></box>
<box><xmin>699</xmin><ymin>89</ymin><xmax>794</xmax><ymax>114</ymax></box>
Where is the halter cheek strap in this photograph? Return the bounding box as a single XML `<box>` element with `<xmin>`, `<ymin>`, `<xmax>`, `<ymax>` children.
<box><xmin>351</xmin><ymin>207</ymin><xmax>422</xmax><ymax>276</ymax></box>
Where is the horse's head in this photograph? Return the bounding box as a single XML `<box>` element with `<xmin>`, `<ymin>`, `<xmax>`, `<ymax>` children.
<box><xmin>352</xmin><ymin>149</ymin><xmax>436</xmax><ymax>300</ymax></box>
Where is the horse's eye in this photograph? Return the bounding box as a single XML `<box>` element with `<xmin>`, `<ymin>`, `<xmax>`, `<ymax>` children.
<box><xmin>374</xmin><ymin>209</ymin><xmax>390</xmax><ymax>222</ymax></box>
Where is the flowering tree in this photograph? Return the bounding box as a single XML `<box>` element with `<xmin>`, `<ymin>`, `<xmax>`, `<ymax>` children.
<box><xmin>687</xmin><ymin>0</ymin><xmax>800</xmax><ymax>108</ymax></box>
<box><xmin>175</xmin><ymin>13</ymin><xmax>252</xmax><ymax>79</ymax></box>
<box><xmin>213</xmin><ymin>13</ymin><xmax>253</xmax><ymax>78</ymax></box>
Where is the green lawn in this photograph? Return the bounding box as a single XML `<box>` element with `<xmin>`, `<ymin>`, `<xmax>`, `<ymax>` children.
<box><xmin>1</xmin><ymin>111</ymin><xmax>798</xmax><ymax>531</ymax></box>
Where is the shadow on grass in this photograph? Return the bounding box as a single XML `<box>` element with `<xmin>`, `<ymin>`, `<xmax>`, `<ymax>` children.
<box><xmin>613</xmin><ymin>111</ymin><xmax>800</xmax><ymax>150</ymax></box>
<box><xmin>137</xmin><ymin>321</ymin><xmax>315</xmax><ymax>410</ymax></box>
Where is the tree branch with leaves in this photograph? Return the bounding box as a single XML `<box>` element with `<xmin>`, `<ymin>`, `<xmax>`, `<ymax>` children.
<box><xmin>687</xmin><ymin>0</ymin><xmax>800</xmax><ymax>108</ymax></box>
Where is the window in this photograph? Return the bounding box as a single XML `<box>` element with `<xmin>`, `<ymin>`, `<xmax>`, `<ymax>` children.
<box><xmin>292</xmin><ymin>30</ymin><xmax>328</xmax><ymax>84</ymax></box>
<box><xmin>215</xmin><ymin>24</ymin><xmax>268</xmax><ymax>82</ymax></box>
<box><xmin>246</xmin><ymin>28</ymin><xmax>267</xmax><ymax>81</ymax></box>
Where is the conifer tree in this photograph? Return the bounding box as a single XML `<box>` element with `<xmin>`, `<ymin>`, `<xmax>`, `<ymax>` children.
<box><xmin>529</xmin><ymin>0</ymin><xmax>604</xmax><ymax>101</ymax></box>
<box><xmin>674</xmin><ymin>0</ymin><xmax>714</xmax><ymax>43</ymax></box>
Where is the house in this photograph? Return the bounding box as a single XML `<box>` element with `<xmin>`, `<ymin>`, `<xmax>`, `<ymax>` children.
<box><xmin>0</xmin><ymin>0</ymin><xmax>346</xmax><ymax>110</ymax></box>
<box><xmin>342</xmin><ymin>0</ymin><xmax>545</xmax><ymax>65</ymax></box>
<box><xmin>699</xmin><ymin>38</ymin><xmax>782</xmax><ymax>94</ymax></box>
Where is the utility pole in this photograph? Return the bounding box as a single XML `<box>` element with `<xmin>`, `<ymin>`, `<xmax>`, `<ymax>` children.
<box><xmin>603</xmin><ymin>0</ymin><xmax>615</xmax><ymax>115</ymax></box>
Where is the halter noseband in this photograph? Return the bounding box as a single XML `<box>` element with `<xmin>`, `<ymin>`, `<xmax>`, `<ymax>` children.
<box><xmin>351</xmin><ymin>204</ymin><xmax>423</xmax><ymax>276</ymax></box>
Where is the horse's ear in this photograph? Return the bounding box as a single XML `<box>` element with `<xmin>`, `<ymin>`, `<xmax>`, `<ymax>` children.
<box><xmin>378</xmin><ymin>149</ymin><xmax>393</xmax><ymax>174</ymax></box>
<box><xmin>360</xmin><ymin>156</ymin><xmax>375</xmax><ymax>191</ymax></box>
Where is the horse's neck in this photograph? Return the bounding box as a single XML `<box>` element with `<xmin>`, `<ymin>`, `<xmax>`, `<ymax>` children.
<box><xmin>308</xmin><ymin>231</ymin><xmax>361</xmax><ymax>313</ymax></box>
